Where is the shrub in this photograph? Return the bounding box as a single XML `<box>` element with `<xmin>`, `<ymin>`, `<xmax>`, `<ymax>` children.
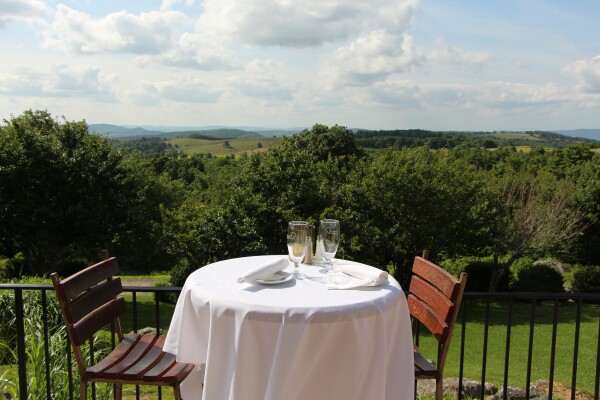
<box><xmin>441</xmin><ymin>256</ymin><xmax>511</xmax><ymax>292</ymax></box>
<box><xmin>509</xmin><ymin>257</ymin><xmax>535</xmax><ymax>279</ymax></box>
<box><xmin>2</xmin><ymin>253</ymin><xmax>26</xmax><ymax>279</ymax></box>
<box><xmin>512</xmin><ymin>264</ymin><xmax>565</xmax><ymax>293</ymax></box>
<box><xmin>571</xmin><ymin>265</ymin><xmax>600</xmax><ymax>294</ymax></box>
<box><xmin>55</xmin><ymin>255</ymin><xmax>90</xmax><ymax>276</ymax></box>
<box><xmin>153</xmin><ymin>281</ymin><xmax>179</xmax><ymax>304</ymax></box>
<box><xmin>170</xmin><ymin>258</ymin><xmax>193</xmax><ymax>288</ymax></box>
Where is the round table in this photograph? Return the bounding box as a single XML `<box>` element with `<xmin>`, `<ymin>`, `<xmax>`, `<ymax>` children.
<box><xmin>164</xmin><ymin>255</ymin><xmax>414</xmax><ymax>400</ymax></box>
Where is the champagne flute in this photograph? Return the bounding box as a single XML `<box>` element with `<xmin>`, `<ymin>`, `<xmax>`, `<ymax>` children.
<box><xmin>319</xmin><ymin>219</ymin><xmax>340</xmax><ymax>273</ymax></box>
<box><xmin>287</xmin><ymin>221</ymin><xmax>309</xmax><ymax>279</ymax></box>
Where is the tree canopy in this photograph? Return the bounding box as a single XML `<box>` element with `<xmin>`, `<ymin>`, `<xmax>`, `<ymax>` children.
<box><xmin>1</xmin><ymin>110</ymin><xmax>597</xmax><ymax>291</ymax></box>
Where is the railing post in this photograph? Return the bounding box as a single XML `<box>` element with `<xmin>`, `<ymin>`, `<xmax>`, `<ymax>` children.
<box><xmin>15</xmin><ymin>288</ymin><xmax>28</xmax><ymax>400</ymax></box>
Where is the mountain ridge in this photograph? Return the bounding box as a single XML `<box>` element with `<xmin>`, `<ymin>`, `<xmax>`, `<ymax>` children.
<box><xmin>88</xmin><ymin>124</ymin><xmax>600</xmax><ymax>141</ymax></box>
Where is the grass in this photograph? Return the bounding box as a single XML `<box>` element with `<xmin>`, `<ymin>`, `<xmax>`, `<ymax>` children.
<box><xmin>167</xmin><ymin>136</ymin><xmax>282</xmax><ymax>157</ymax></box>
<box><xmin>416</xmin><ymin>299</ymin><xmax>599</xmax><ymax>396</ymax></box>
<box><xmin>120</xmin><ymin>293</ymin><xmax>177</xmax><ymax>334</ymax></box>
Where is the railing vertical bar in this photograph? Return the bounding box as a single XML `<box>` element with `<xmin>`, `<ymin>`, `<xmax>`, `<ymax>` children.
<box><xmin>67</xmin><ymin>336</ymin><xmax>73</xmax><ymax>400</ymax></box>
<box><xmin>480</xmin><ymin>297</ymin><xmax>491</xmax><ymax>400</ymax></box>
<box><xmin>90</xmin><ymin>337</ymin><xmax>96</xmax><ymax>400</ymax></box>
<box><xmin>132</xmin><ymin>291</ymin><xmax>138</xmax><ymax>332</ymax></box>
<box><xmin>15</xmin><ymin>288</ymin><xmax>27</xmax><ymax>400</ymax></box>
<box><xmin>155</xmin><ymin>294</ymin><xmax>161</xmax><ymax>334</ymax></box>
<box><xmin>525</xmin><ymin>297</ymin><xmax>536</xmax><ymax>400</ymax></box>
<box><xmin>156</xmin><ymin>295</ymin><xmax>163</xmax><ymax>400</ymax></box>
<box><xmin>110</xmin><ymin>320</ymin><xmax>116</xmax><ymax>400</ymax></box>
<box><xmin>571</xmin><ymin>299</ymin><xmax>582</xmax><ymax>400</ymax></box>
<box><xmin>502</xmin><ymin>297</ymin><xmax>513</xmax><ymax>400</ymax></box>
<box><xmin>548</xmin><ymin>299</ymin><xmax>559</xmax><ymax>400</ymax></box>
<box><xmin>132</xmin><ymin>291</ymin><xmax>140</xmax><ymax>400</ymax></box>
<box><xmin>413</xmin><ymin>321</ymin><xmax>420</xmax><ymax>400</ymax></box>
<box><xmin>458</xmin><ymin>298</ymin><xmax>468</xmax><ymax>400</ymax></box>
<box><xmin>42</xmin><ymin>289</ymin><xmax>52</xmax><ymax>400</ymax></box>
<box><xmin>594</xmin><ymin>313</ymin><xmax>599</xmax><ymax>400</ymax></box>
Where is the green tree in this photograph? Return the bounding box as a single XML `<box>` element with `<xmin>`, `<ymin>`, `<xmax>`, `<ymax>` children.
<box><xmin>485</xmin><ymin>172</ymin><xmax>587</xmax><ymax>291</ymax></box>
<box><xmin>334</xmin><ymin>147</ymin><xmax>488</xmax><ymax>284</ymax></box>
<box><xmin>0</xmin><ymin>110</ymin><xmax>175</xmax><ymax>275</ymax></box>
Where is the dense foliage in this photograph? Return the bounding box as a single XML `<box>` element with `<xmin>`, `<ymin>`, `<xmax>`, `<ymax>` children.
<box><xmin>1</xmin><ymin>110</ymin><xmax>598</xmax><ymax>291</ymax></box>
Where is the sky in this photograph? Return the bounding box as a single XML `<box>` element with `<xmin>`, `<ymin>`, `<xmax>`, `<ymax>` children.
<box><xmin>1</xmin><ymin>0</ymin><xmax>599</xmax><ymax>131</ymax></box>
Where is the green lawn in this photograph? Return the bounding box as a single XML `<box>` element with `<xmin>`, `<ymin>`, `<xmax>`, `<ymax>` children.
<box><xmin>416</xmin><ymin>299</ymin><xmax>599</xmax><ymax>396</ymax></box>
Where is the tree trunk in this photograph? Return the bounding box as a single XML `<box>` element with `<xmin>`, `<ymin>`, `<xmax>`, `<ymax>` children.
<box><xmin>489</xmin><ymin>253</ymin><xmax>518</xmax><ymax>292</ymax></box>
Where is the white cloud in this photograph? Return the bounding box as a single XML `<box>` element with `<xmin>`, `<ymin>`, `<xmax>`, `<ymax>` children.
<box><xmin>43</xmin><ymin>5</ymin><xmax>186</xmax><ymax>54</ymax></box>
<box><xmin>140</xmin><ymin>32</ymin><xmax>240</xmax><ymax>70</ymax></box>
<box><xmin>0</xmin><ymin>64</ymin><xmax>117</xmax><ymax>100</ymax></box>
<box><xmin>428</xmin><ymin>37</ymin><xmax>492</xmax><ymax>66</ymax></box>
<box><xmin>562</xmin><ymin>55</ymin><xmax>600</xmax><ymax>94</ymax></box>
<box><xmin>154</xmin><ymin>79</ymin><xmax>221</xmax><ymax>103</ymax></box>
<box><xmin>320</xmin><ymin>31</ymin><xmax>424</xmax><ymax>86</ymax></box>
<box><xmin>368</xmin><ymin>80</ymin><xmax>422</xmax><ymax>107</ymax></box>
<box><xmin>196</xmin><ymin>0</ymin><xmax>419</xmax><ymax>48</ymax></box>
<box><xmin>0</xmin><ymin>0</ymin><xmax>49</xmax><ymax>28</ymax></box>
<box><xmin>366</xmin><ymin>79</ymin><xmax>580</xmax><ymax>113</ymax></box>
<box><xmin>230</xmin><ymin>59</ymin><xmax>295</xmax><ymax>101</ymax></box>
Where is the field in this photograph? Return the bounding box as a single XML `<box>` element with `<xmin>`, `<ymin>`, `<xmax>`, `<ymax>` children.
<box><xmin>167</xmin><ymin>136</ymin><xmax>282</xmax><ymax>157</ymax></box>
<box><xmin>492</xmin><ymin>132</ymin><xmax>543</xmax><ymax>141</ymax></box>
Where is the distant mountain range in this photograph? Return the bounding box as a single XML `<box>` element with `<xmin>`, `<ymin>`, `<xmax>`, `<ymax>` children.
<box><xmin>552</xmin><ymin>129</ymin><xmax>600</xmax><ymax>141</ymax></box>
<box><xmin>89</xmin><ymin>124</ymin><xmax>600</xmax><ymax>141</ymax></box>
<box><xmin>88</xmin><ymin>124</ymin><xmax>303</xmax><ymax>139</ymax></box>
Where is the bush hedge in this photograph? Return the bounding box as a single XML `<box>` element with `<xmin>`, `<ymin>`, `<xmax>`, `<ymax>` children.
<box><xmin>512</xmin><ymin>264</ymin><xmax>565</xmax><ymax>293</ymax></box>
<box><xmin>571</xmin><ymin>265</ymin><xmax>600</xmax><ymax>294</ymax></box>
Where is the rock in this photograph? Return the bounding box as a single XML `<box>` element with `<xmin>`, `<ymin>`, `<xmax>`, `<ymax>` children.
<box><xmin>416</xmin><ymin>380</ymin><xmax>436</xmax><ymax>397</ymax></box>
<box><xmin>529</xmin><ymin>379</ymin><xmax>549</xmax><ymax>397</ymax></box>
<box><xmin>137</xmin><ymin>326</ymin><xmax>157</xmax><ymax>335</ymax></box>
<box><xmin>423</xmin><ymin>378</ymin><xmax>496</xmax><ymax>399</ymax></box>
<box><xmin>497</xmin><ymin>386</ymin><xmax>528</xmax><ymax>400</ymax></box>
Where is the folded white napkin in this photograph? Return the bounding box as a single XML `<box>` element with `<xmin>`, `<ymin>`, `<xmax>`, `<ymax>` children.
<box><xmin>236</xmin><ymin>257</ymin><xmax>289</xmax><ymax>283</ymax></box>
<box><xmin>326</xmin><ymin>263</ymin><xmax>388</xmax><ymax>290</ymax></box>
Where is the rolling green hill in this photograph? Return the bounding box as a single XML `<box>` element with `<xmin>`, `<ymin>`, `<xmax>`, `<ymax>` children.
<box><xmin>168</xmin><ymin>136</ymin><xmax>283</xmax><ymax>156</ymax></box>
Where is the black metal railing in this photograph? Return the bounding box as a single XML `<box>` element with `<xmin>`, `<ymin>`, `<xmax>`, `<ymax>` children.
<box><xmin>0</xmin><ymin>284</ymin><xmax>598</xmax><ymax>400</ymax></box>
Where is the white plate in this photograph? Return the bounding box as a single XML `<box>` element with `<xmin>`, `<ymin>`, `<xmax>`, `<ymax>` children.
<box><xmin>254</xmin><ymin>271</ymin><xmax>293</xmax><ymax>285</ymax></box>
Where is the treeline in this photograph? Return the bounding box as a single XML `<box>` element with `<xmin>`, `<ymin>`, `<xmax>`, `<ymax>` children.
<box><xmin>1</xmin><ymin>111</ymin><xmax>598</xmax><ymax>292</ymax></box>
<box><xmin>354</xmin><ymin>128</ymin><xmax>597</xmax><ymax>150</ymax></box>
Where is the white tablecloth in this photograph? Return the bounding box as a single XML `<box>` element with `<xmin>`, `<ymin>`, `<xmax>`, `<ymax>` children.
<box><xmin>164</xmin><ymin>255</ymin><xmax>414</xmax><ymax>400</ymax></box>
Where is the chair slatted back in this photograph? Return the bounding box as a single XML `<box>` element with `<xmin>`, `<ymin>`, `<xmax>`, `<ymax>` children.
<box><xmin>51</xmin><ymin>257</ymin><xmax>125</xmax><ymax>348</ymax></box>
<box><xmin>407</xmin><ymin>256</ymin><xmax>466</xmax><ymax>343</ymax></box>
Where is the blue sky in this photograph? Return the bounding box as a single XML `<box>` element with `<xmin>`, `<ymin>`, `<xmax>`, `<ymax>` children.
<box><xmin>1</xmin><ymin>0</ymin><xmax>599</xmax><ymax>130</ymax></box>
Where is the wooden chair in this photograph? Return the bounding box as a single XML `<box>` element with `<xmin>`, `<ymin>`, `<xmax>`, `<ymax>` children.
<box><xmin>407</xmin><ymin>254</ymin><xmax>467</xmax><ymax>400</ymax></box>
<box><xmin>50</xmin><ymin>252</ymin><xmax>198</xmax><ymax>400</ymax></box>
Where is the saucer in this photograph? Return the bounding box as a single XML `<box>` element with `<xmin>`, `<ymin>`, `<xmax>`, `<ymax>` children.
<box><xmin>254</xmin><ymin>271</ymin><xmax>293</xmax><ymax>285</ymax></box>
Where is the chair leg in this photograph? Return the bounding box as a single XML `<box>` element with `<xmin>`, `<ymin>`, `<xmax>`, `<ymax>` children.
<box><xmin>79</xmin><ymin>381</ymin><xmax>87</xmax><ymax>400</ymax></box>
<box><xmin>173</xmin><ymin>384</ymin><xmax>182</xmax><ymax>400</ymax></box>
<box><xmin>435</xmin><ymin>377</ymin><xmax>444</xmax><ymax>400</ymax></box>
<box><xmin>114</xmin><ymin>383</ymin><xmax>122</xmax><ymax>400</ymax></box>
